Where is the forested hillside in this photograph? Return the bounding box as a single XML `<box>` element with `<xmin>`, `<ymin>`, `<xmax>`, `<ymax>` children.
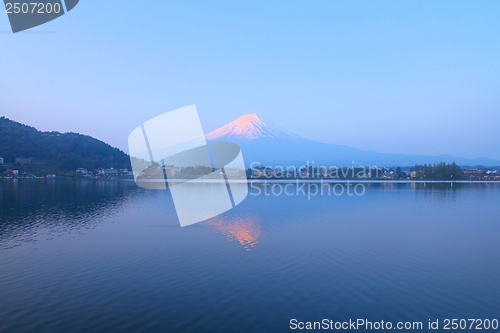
<box><xmin>0</xmin><ymin>116</ymin><xmax>130</xmax><ymax>173</ymax></box>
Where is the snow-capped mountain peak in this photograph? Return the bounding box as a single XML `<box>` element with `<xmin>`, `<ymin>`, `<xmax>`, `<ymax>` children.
<box><xmin>202</xmin><ymin>113</ymin><xmax>500</xmax><ymax>167</ymax></box>
<box><xmin>205</xmin><ymin>114</ymin><xmax>300</xmax><ymax>141</ymax></box>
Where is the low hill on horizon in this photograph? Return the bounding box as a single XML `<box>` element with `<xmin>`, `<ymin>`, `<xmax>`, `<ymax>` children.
<box><xmin>0</xmin><ymin>116</ymin><xmax>130</xmax><ymax>174</ymax></box>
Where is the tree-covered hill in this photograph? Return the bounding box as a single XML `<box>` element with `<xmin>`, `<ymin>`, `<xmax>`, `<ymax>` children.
<box><xmin>0</xmin><ymin>116</ymin><xmax>130</xmax><ymax>173</ymax></box>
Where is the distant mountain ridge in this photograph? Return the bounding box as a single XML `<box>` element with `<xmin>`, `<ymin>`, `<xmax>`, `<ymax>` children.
<box><xmin>0</xmin><ymin>116</ymin><xmax>130</xmax><ymax>172</ymax></box>
<box><xmin>206</xmin><ymin>114</ymin><xmax>500</xmax><ymax>167</ymax></box>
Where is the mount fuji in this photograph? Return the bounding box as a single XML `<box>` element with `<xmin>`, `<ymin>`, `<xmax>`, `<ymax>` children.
<box><xmin>205</xmin><ymin>114</ymin><xmax>500</xmax><ymax>167</ymax></box>
<box><xmin>205</xmin><ymin>113</ymin><xmax>301</xmax><ymax>141</ymax></box>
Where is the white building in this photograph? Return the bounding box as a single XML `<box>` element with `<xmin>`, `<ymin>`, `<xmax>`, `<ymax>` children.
<box><xmin>76</xmin><ymin>168</ymin><xmax>89</xmax><ymax>175</ymax></box>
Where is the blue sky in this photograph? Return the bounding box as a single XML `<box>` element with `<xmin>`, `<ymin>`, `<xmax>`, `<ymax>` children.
<box><xmin>1</xmin><ymin>1</ymin><xmax>500</xmax><ymax>159</ymax></box>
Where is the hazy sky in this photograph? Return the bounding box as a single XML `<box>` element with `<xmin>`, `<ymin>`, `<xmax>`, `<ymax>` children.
<box><xmin>2</xmin><ymin>1</ymin><xmax>499</xmax><ymax>159</ymax></box>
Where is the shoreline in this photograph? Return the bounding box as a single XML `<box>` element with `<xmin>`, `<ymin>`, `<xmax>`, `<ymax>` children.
<box><xmin>2</xmin><ymin>178</ymin><xmax>499</xmax><ymax>184</ymax></box>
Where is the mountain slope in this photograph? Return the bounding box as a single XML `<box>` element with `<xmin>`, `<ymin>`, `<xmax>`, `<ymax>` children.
<box><xmin>205</xmin><ymin>114</ymin><xmax>500</xmax><ymax>167</ymax></box>
<box><xmin>0</xmin><ymin>116</ymin><xmax>130</xmax><ymax>172</ymax></box>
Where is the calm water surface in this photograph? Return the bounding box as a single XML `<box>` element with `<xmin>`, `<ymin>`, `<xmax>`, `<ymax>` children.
<box><xmin>0</xmin><ymin>180</ymin><xmax>499</xmax><ymax>332</ymax></box>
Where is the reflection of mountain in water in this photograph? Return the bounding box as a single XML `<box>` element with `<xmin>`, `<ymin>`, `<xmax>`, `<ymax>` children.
<box><xmin>1</xmin><ymin>180</ymin><xmax>493</xmax><ymax>251</ymax></box>
<box><xmin>207</xmin><ymin>214</ymin><xmax>263</xmax><ymax>251</ymax></box>
<box><xmin>0</xmin><ymin>180</ymin><xmax>140</xmax><ymax>249</ymax></box>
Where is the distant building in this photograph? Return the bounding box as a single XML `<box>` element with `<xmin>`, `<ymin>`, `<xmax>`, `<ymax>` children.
<box><xmin>6</xmin><ymin>169</ymin><xmax>18</xmax><ymax>176</ymax></box>
<box><xmin>16</xmin><ymin>157</ymin><xmax>32</xmax><ymax>164</ymax></box>
<box><xmin>98</xmin><ymin>168</ymin><xmax>117</xmax><ymax>176</ymax></box>
<box><xmin>0</xmin><ymin>157</ymin><xmax>3</xmax><ymax>164</ymax></box>
<box><xmin>145</xmin><ymin>167</ymin><xmax>162</xmax><ymax>177</ymax></box>
<box><xmin>163</xmin><ymin>165</ymin><xmax>174</xmax><ymax>176</ymax></box>
<box><xmin>15</xmin><ymin>157</ymin><xmax>49</xmax><ymax>165</ymax></box>
<box><xmin>463</xmin><ymin>169</ymin><xmax>485</xmax><ymax>179</ymax></box>
<box><xmin>76</xmin><ymin>168</ymin><xmax>89</xmax><ymax>175</ymax></box>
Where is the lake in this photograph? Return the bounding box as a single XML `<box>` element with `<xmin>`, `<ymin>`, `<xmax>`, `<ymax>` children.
<box><xmin>1</xmin><ymin>180</ymin><xmax>499</xmax><ymax>332</ymax></box>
